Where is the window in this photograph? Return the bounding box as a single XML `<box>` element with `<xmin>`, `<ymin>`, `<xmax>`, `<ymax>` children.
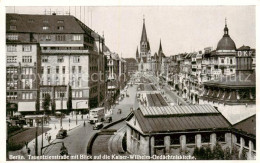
<box><xmin>72</xmin><ymin>35</ymin><xmax>81</xmax><ymax>41</ymax></box>
<box><xmin>56</xmin><ymin>66</ymin><xmax>59</xmax><ymax>74</ymax></box>
<box><xmin>41</xmin><ymin>67</ymin><xmax>44</xmax><ymax>74</ymax></box>
<box><xmin>72</xmin><ymin>66</ymin><xmax>75</xmax><ymax>73</ymax></box>
<box><xmin>7</xmin><ymin>67</ymin><xmax>18</xmax><ymax>74</ymax></box>
<box><xmin>43</xmin><ymin>20</ymin><xmax>49</xmax><ymax>23</ymax></box>
<box><xmin>28</xmin><ymin>19</ymin><xmax>34</xmax><ymax>23</ymax></box>
<box><xmin>78</xmin><ymin>77</ymin><xmax>81</xmax><ymax>87</ymax></box>
<box><xmin>201</xmin><ymin>133</ymin><xmax>211</xmax><ymax>143</ymax></box>
<box><xmin>73</xmin><ymin>56</ymin><xmax>80</xmax><ymax>63</ymax></box>
<box><xmin>22</xmin><ymin>68</ymin><xmax>33</xmax><ymax>75</ymax></box>
<box><xmin>78</xmin><ymin>66</ymin><xmax>82</xmax><ymax>73</ymax></box>
<box><xmin>57</xmin><ymin>26</ymin><xmax>64</xmax><ymax>30</ymax></box>
<box><xmin>55</xmin><ymin>35</ymin><xmax>65</xmax><ymax>41</ymax></box>
<box><xmin>186</xmin><ymin>133</ymin><xmax>196</xmax><ymax>144</ymax></box>
<box><xmin>10</xmin><ymin>25</ymin><xmax>17</xmax><ymax>30</ymax></box>
<box><xmin>221</xmin><ymin>58</ymin><xmax>224</xmax><ymax>64</ymax></box>
<box><xmin>45</xmin><ymin>35</ymin><xmax>51</xmax><ymax>41</ymax></box>
<box><xmin>57</xmin><ymin>56</ymin><xmax>64</xmax><ymax>63</ymax></box>
<box><xmin>42</xmin><ymin>56</ymin><xmax>48</xmax><ymax>62</ymax></box>
<box><xmin>7</xmin><ymin>56</ymin><xmax>17</xmax><ymax>63</ymax></box>
<box><xmin>154</xmin><ymin>135</ymin><xmax>164</xmax><ymax>146</ymax></box>
<box><xmin>62</xmin><ymin>66</ymin><xmax>66</xmax><ymax>74</ymax></box>
<box><xmin>47</xmin><ymin>77</ymin><xmax>51</xmax><ymax>85</ymax></box>
<box><xmin>7</xmin><ymin>45</ymin><xmax>17</xmax><ymax>52</ymax></box>
<box><xmin>10</xmin><ymin>19</ymin><xmax>17</xmax><ymax>23</ymax></box>
<box><xmin>72</xmin><ymin>77</ymin><xmax>75</xmax><ymax>86</ymax></box>
<box><xmin>170</xmin><ymin>134</ymin><xmax>180</xmax><ymax>145</ymax></box>
<box><xmin>22</xmin><ymin>79</ymin><xmax>32</xmax><ymax>89</ymax></box>
<box><xmin>22</xmin><ymin>56</ymin><xmax>32</xmax><ymax>63</ymax></box>
<box><xmin>6</xmin><ymin>91</ymin><xmax>17</xmax><ymax>100</ymax></box>
<box><xmin>43</xmin><ymin>26</ymin><xmax>49</xmax><ymax>30</ymax></box>
<box><xmin>47</xmin><ymin>66</ymin><xmax>51</xmax><ymax>74</ymax></box>
<box><xmin>230</xmin><ymin>59</ymin><xmax>233</xmax><ymax>65</ymax></box>
<box><xmin>7</xmin><ymin>34</ymin><xmax>18</xmax><ymax>40</ymax></box>
<box><xmin>216</xmin><ymin>132</ymin><xmax>225</xmax><ymax>142</ymax></box>
<box><xmin>22</xmin><ymin>92</ymin><xmax>33</xmax><ymax>99</ymax></box>
<box><xmin>7</xmin><ymin>80</ymin><xmax>18</xmax><ymax>90</ymax></box>
<box><xmin>56</xmin><ymin>77</ymin><xmax>59</xmax><ymax>85</ymax></box>
<box><xmin>62</xmin><ymin>77</ymin><xmax>65</xmax><ymax>85</ymax></box>
<box><xmin>22</xmin><ymin>45</ymin><xmax>32</xmax><ymax>52</ymax></box>
<box><xmin>57</xmin><ymin>20</ymin><xmax>64</xmax><ymax>23</ymax></box>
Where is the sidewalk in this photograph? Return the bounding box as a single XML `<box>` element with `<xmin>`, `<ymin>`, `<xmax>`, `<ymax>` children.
<box><xmin>8</xmin><ymin>115</ymin><xmax>83</xmax><ymax>159</ymax></box>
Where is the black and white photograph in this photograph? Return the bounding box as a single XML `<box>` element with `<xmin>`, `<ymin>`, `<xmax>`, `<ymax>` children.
<box><xmin>2</xmin><ymin>3</ymin><xmax>258</xmax><ymax>161</ymax></box>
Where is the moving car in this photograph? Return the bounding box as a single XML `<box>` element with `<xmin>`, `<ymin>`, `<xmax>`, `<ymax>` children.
<box><xmin>93</xmin><ymin>122</ymin><xmax>103</xmax><ymax>130</ymax></box>
<box><xmin>104</xmin><ymin>116</ymin><xmax>112</xmax><ymax>123</ymax></box>
<box><xmin>56</xmin><ymin>129</ymin><xmax>67</xmax><ymax>139</ymax></box>
<box><xmin>89</xmin><ymin>107</ymin><xmax>105</xmax><ymax>124</ymax></box>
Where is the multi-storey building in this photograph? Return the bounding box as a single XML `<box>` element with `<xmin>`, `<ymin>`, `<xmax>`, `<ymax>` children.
<box><xmin>124</xmin><ymin>58</ymin><xmax>138</xmax><ymax>77</ymax></box>
<box><xmin>6</xmin><ymin>13</ymin><xmax>106</xmax><ymax>114</ymax></box>
<box><xmin>6</xmin><ymin>42</ymin><xmax>41</xmax><ymax>115</ymax></box>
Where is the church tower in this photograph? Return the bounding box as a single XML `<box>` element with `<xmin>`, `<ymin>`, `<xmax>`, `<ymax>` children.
<box><xmin>139</xmin><ymin>16</ymin><xmax>151</xmax><ymax>72</ymax></box>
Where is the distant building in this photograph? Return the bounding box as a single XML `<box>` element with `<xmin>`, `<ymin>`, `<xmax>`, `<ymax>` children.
<box><xmin>199</xmin><ymin>21</ymin><xmax>256</xmax><ymax>125</ymax></box>
<box><xmin>124</xmin><ymin>58</ymin><xmax>138</xmax><ymax>76</ymax></box>
<box><xmin>136</xmin><ymin>18</ymin><xmax>152</xmax><ymax>72</ymax></box>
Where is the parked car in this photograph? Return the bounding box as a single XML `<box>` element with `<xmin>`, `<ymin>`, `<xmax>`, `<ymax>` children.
<box><xmin>93</xmin><ymin>122</ymin><xmax>103</xmax><ymax>130</ymax></box>
<box><xmin>56</xmin><ymin>129</ymin><xmax>67</xmax><ymax>139</ymax></box>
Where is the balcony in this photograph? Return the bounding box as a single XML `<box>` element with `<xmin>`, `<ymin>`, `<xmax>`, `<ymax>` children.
<box><xmin>41</xmin><ymin>49</ymin><xmax>90</xmax><ymax>54</ymax></box>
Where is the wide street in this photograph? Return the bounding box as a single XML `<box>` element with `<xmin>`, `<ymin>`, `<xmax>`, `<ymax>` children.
<box><xmin>42</xmin><ymin>84</ymin><xmax>138</xmax><ymax>158</ymax></box>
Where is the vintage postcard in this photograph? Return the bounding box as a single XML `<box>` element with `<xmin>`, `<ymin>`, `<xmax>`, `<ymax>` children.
<box><xmin>2</xmin><ymin>4</ymin><xmax>258</xmax><ymax>161</ymax></box>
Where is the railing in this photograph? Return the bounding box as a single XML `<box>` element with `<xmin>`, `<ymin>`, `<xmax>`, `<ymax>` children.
<box><xmin>41</xmin><ymin>49</ymin><xmax>90</xmax><ymax>53</ymax></box>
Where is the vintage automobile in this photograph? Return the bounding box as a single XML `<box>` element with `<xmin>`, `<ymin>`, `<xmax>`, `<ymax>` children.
<box><xmin>93</xmin><ymin>122</ymin><xmax>103</xmax><ymax>130</ymax></box>
<box><xmin>104</xmin><ymin>116</ymin><xmax>112</xmax><ymax>123</ymax></box>
<box><xmin>56</xmin><ymin>129</ymin><xmax>68</xmax><ymax>139</ymax></box>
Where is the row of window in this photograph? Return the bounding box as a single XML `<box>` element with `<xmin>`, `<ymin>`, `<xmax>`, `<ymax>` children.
<box><xmin>40</xmin><ymin>34</ymin><xmax>81</xmax><ymax>41</ymax></box>
<box><xmin>42</xmin><ymin>66</ymin><xmax>82</xmax><ymax>74</ymax></box>
<box><xmin>7</xmin><ymin>56</ymin><xmax>32</xmax><ymax>63</ymax></box>
<box><xmin>154</xmin><ymin>132</ymin><xmax>226</xmax><ymax>146</ymax></box>
<box><xmin>6</xmin><ymin>91</ymin><xmax>17</xmax><ymax>100</ymax></box>
<box><xmin>7</xmin><ymin>45</ymin><xmax>32</xmax><ymax>52</ymax></box>
<box><xmin>42</xmin><ymin>56</ymin><xmax>80</xmax><ymax>63</ymax></box>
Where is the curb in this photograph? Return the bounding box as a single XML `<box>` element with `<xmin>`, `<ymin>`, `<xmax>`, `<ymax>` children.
<box><xmin>86</xmin><ymin>117</ymin><xmax>127</xmax><ymax>157</ymax></box>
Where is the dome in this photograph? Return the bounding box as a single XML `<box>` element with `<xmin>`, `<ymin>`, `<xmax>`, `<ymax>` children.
<box><xmin>216</xmin><ymin>21</ymin><xmax>236</xmax><ymax>51</ymax></box>
<box><xmin>216</xmin><ymin>36</ymin><xmax>236</xmax><ymax>50</ymax></box>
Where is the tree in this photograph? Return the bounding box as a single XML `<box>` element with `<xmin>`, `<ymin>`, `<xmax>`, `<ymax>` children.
<box><xmin>212</xmin><ymin>143</ymin><xmax>224</xmax><ymax>159</ymax></box>
<box><xmin>224</xmin><ymin>147</ymin><xmax>232</xmax><ymax>160</ymax></box>
<box><xmin>240</xmin><ymin>148</ymin><xmax>247</xmax><ymax>160</ymax></box>
<box><xmin>231</xmin><ymin>146</ymin><xmax>239</xmax><ymax>160</ymax></box>
<box><xmin>204</xmin><ymin>145</ymin><xmax>213</xmax><ymax>159</ymax></box>
<box><xmin>42</xmin><ymin>93</ymin><xmax>51</xmax><ymax>114</ymax></box>
<box><xmin>66</xmin><ymin>85</ymin><xmax>72</xmax><ymax>114</ymax></box>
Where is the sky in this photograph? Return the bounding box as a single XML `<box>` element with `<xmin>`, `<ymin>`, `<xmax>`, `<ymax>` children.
<box><xmin>6</xmin><ymin>6</ymin><xmax>256</xmax><ymax>58</ymax></box>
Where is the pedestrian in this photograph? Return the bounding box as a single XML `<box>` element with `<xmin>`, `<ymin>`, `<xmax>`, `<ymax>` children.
<box><xmin>69</xmin><ymin>118</ymin><xmax>70</xmax><ymax>123</ymax></box>
<box><xmin>25</xmin><ymin>141</ymin><xmax>28</xmax><ymax>149</ymax></box>
<box><xmin>27</xmin><ymin>147</ymin><xmax>31</xmax><ymax>155</ymax></box>
<box><xmin>54</xmin><ymin>124</ymin><xmax>57</xmax><ymax>129</ymax></box>
<box><xmin>48</xmin><ymin>134</ymin><xmax>51</xmax><ymax>144</ymax></box>
<box><xmin>81</xmin><ymin>114</ymin><xmax>83</xmax><ymax>120</ymax></box>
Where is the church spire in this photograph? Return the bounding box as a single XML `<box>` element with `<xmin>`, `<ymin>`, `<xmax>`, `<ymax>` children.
<box><xmin>224</xmin><ymin>17</ymin><xmax>229</xmax><ymax>36</ymax></box>
<box><xmin>159</xmin><ymin>39</ymin><xmax>163</xmax><ymax>53</ymax></box>
<box><xmin>136</xmin><ymin>46</ymin><xmax>139</xmax><ymax>58</ymax></box>
<box><xmin>140</xmin><ymin>15</ymin><xmax>148</xmax><ymax>43</ymax></box>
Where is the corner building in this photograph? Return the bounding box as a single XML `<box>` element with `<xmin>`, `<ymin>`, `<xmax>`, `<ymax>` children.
<box><xmin>6</xmin><ymin>13</ymin><xmax>106</xmax><ymax>114</ymax></box>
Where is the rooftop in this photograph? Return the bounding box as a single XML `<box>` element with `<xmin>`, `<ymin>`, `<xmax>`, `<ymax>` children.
<box><xmin>127</xmin><ymin>104</ymin><xmax>231</xmax><ymax>134</ymax></box>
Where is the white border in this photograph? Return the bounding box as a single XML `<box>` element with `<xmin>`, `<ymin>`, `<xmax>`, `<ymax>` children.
<box><xmin>0</xmin><ymin>1</ymin><xmax>259</xmax><ymax>163</ymax></box>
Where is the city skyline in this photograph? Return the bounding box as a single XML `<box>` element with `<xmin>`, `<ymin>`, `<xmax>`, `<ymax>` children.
<box><xmin>6</xmin><ymin>6</ymin><xmax>255</xmax><ymax>58</ymax></box>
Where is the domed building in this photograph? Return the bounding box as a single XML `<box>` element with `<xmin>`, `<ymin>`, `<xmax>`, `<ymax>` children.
<box><xmin>199</xmin><ymin>19</ymin><xmax>256</xmax><ymax>126</ymax></box>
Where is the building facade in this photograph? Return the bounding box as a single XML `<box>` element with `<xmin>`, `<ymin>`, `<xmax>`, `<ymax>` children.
<box><xmin>6</xmin><ymin>13</ymin><xmax>106</xmax><ymax>114</ymax></box>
